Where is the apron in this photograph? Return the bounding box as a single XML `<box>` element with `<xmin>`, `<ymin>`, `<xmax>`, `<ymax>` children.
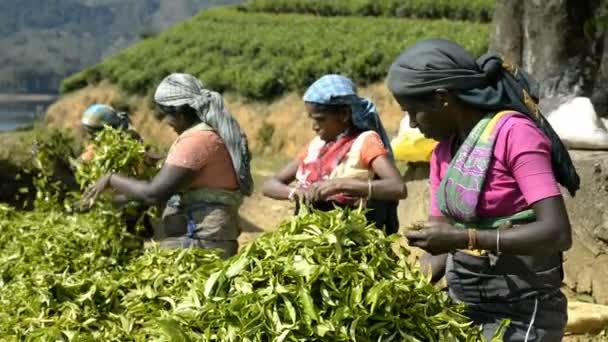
<box><xmin>159</xmin><ymin>188</ymin><xmax>242</xmax><ymax>259</ymax></box>
<box><xmin>446</xmin><ymin>222</ymin><xmax>566</xmax><ymax>341</ymax></box>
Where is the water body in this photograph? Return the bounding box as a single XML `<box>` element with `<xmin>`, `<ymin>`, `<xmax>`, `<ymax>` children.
<box><xmin>0</xmin><ymin>96</ymin><xmax>56</xmax><ymax>132</ymax></box>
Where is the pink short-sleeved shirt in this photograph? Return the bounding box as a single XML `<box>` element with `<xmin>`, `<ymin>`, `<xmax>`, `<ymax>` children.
<box><xmin>430</xmin><ymin>115</ymin><xmax>561</xmax><ymax>218</ymax></box>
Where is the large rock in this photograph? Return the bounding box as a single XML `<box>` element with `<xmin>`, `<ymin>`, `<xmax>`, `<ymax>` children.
<box><xmin>563</xmin><ymin>151</ymin><xmax>608</xmax><ymax>304</ymax></box>
<box><xmin>567</xmin><ymin>301</ymin><xmax>608</xmax><ymax>334</ymax></box>
<box><xmin>398</xmin><ymin>152</ymin><xmax>608</xmax><ymax>304</ymax></box>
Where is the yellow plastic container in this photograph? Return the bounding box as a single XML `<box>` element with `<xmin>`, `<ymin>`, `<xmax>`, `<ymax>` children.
<box><xmin>391</xmin><ymin>116</ymin><xmax>438</xmax><ymax>162</ymax></box>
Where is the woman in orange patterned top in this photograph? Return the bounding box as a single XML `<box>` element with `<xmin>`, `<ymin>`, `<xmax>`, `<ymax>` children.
<box><xmin>263</xmin><ymin>74</ymin><xmax>406</xmax><ymax>234</ymax></box>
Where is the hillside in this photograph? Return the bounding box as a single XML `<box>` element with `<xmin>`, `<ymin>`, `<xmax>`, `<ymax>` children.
<box><xmin>54</xmin><ymin>0</ymin><xmax>494</xmax><ymax>153</ymax></box>
<box><xmin>61</xmin><ymin>5</ymin><xmax>491</xmax><ymax>100</ymax></box>
<box><xmin>0</xmin><ymin>0</ymin><xmax>241</xmax><ymax>94</ymax></box>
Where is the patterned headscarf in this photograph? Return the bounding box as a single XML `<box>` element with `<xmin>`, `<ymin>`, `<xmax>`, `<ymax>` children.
<box><xmin>82</xmin><ymin>104</ymin><xmax>129</xmax><ymax>130</ymax></box>
<box><xmin>387</xmin><ymin>38</ymin><xmax>579</xmax><ymax>196</ymax></box>
<box><xmin>303</xmin><ymin>74</ymin><xmax>393</xmax><ymax>158</ymax></box>
<box><xmin>154</xmin><ymin>73</ymin><xmax>253</xmax><ymax>196</ymax></box>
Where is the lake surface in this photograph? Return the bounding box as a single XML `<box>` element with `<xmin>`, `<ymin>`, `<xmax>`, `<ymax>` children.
<box><xmin>0</xmin><ymin>96</ymin><xmax>56</xmax><ymax>131</ymax></box>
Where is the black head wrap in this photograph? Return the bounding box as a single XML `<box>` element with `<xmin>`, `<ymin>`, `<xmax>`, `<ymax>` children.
<box><xmin>387</xmin><ymin>38</ymin><xmax>579</xmax><ymax>196</ymax></box>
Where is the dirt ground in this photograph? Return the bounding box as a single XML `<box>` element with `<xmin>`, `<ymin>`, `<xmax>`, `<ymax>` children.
<box><xmin>564</xmin><ymin>334</ymin><xmax>608</xmax><ymax>341</ymax></box>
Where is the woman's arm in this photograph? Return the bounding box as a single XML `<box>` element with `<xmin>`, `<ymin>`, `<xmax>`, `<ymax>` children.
<box><xmin>110</xmin><ymin>164</ymin><xmax>194</xmax><ymax>205</ymax></box>
<box><xmin>262</xmin><ymin>160</ymin><xmax>299</xmax><ymax>200</ymax></box>
<box><xmin>407</xmin><ymin>121</ymin><xmax>572</xmax><ymax>256</ymax></box>
<box><xmin>82</xmin><ymin>163</ymin><xmax>194</xmax><ymax>206</ymax></box>
<box><xmin>313</xmin><ymin>155</ymin><xmax>407</xmax><ymax>201</ymax></box>
<box><xmin>353</xmin><ymin>155</ymin><xmax>407</xmax><ymax>200</ymax></box>
<box><xmin>476</xmin><ymin>195</ymin><xmax>572</xmax><ymax>254</ymax></box>
<box><xmin>406</xmin><ymin>195</ymin><xmax>572</xmax><ymax>256</ymax></box>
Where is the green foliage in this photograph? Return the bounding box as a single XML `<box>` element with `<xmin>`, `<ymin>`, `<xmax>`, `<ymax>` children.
<box><xmin>74</xmin><ymin>127</ymin><xmax>159</xmax><ymax>190</ymax></box>
<box><xmin>242</xmin><ymin>0</ymin><xmax>495</xmax><ymax>22</ymax></box>
<box><xmin>160</xmin><ymin>206</ymin><xmax>497</xmax><ymax>341</ymax></box>
<box><xmin>0</xmin><ymin>127</ymin><xmax>506</xmax><ymax>340</ymax></box>
<box><xmin>60</xmin><ymin>67</ymin><xmax>103</xmax><ymax>94</ymax></box>
<box><xmin>73</xmin><ymin>127</ymin><xmax>161</xmax><ymax>227</ymax></box>
<box><xmin>0</xmin><ymin>197</ymin><xmax>501</xmax><ymax>340</ymax></box>
<box><xmin>61</xmin><ymin>7</ymin><xmax>490</xmax><ymax>100</ymax></box>
<box><xmin>29</xmin><ymin>128</ymin><xmax>78</xmax><ymax>210</ymax></box>
<box><xmin>0</xmin><ymin>203</ymin><xmax>223</xmax><ymax>340</ymax></box>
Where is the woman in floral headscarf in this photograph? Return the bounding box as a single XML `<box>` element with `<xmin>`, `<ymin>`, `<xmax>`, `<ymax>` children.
<box><xmin>81</xmin><ymin>73</ymin><xmax>253</xmax><ymax>258</ymax></box>
<box><xmin>263</xmin><ymin>74</ymin><xmax>406</xmax><ymax>233</ymax></box>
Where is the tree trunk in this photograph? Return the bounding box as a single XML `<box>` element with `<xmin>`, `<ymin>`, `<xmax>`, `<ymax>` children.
<box><xmin>491</xmin><ymin>0</ymin><xmax>608</xmax><ymax>116</ymax></box>
<box><xmin>490</xmin><ymin>0</ymin><xmax>523</xmax><ymax>66</ymax></box>
<box><xmin>591</xmin><ymin>3</ymin><xmax>608</xmax><ymax>115</ymax></box>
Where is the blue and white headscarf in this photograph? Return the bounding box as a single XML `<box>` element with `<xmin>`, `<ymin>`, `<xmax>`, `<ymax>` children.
<box><xmin>303</xmin><ymin>74</ymin><xmax>393</xmax><ymax>158</ymax></box>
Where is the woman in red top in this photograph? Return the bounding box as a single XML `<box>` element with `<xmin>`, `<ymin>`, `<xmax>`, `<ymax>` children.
<box><xmin>263</xmin><ymin>74</ymin><xmax>406</xmax><ymax>233</ymax></box>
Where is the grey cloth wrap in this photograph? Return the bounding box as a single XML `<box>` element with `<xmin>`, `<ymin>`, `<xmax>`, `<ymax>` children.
<box><xmin>387</xmin><ymin>38</ymin><xmax>579</xmax><ymax>196</ymax></box>
<box><xmin>160</xmin><ymin>202</ymin><xmax>240</xmax><ymax>259</ymax></box>
<box><xmin>446</xmin><ymin>252</ymin><xmax>567</xmax><ymax>341</ymax></box>
<box><xmin>154</xmin><ymin>73</ymin><xmax>253</xmax><ymax>196</ymax></box>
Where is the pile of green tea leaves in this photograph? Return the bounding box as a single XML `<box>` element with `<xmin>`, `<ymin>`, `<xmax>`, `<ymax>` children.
<box><xmin>156</xmin><ymin>206</ymin><xmax>504</xmax><ymax>341</ymax></box>
<box><xmin>0</xmin><ymin>127</ymin><xmax>503</xmax><ymax>341</ymax></box>
<box><xmin>0</xmin><ymin>203</ymin><xmax>223</xmax><ymax>340</ymax></box>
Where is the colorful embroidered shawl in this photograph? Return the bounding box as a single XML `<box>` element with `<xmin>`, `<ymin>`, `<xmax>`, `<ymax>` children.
<box><xmin>437</xmin><ymin>111</ymin><xmax>535</xmax><ymax>226</ymax></box>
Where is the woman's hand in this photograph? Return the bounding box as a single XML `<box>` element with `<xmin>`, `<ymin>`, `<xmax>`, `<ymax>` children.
<box><xmin>80</xmin><ymin>173</ymin><xmax>113</xmax><ymax>207</ymax></box>
<box><xmin>405</xmin><ymin>221</ymin><xmax>467</xmax><ymax>255</ymax></box>
<box><xmin>289</xmin><ymin>187</ymin><xmax>315</xmax><ymax>204</ymax></box>
<box><xmin>312</xmin><ymin>178</ymin><xmax>369</xmax><ymax>201</ymax></box>
<box><xmin>311</xmin><ymin>178</ymin><xmax>355</xmax><ymax>201</ymax></box>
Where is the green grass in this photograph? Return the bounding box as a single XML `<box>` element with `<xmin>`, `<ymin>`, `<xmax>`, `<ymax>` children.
<box><xmin>61</xmin><ymin>6</ymin><xmax>490</xmax><ymax>100</ymax></box>
<box><xmin>241</xmin><ymin>0</ymin><xmax>495</xmax><ymax>22</ymax></box>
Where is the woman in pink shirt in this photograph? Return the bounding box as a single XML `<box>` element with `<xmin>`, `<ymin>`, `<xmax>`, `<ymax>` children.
<box><xmin>387</xmin><ymin>39</ymin><xmax>579</xmax><ymax>341</ymax></box>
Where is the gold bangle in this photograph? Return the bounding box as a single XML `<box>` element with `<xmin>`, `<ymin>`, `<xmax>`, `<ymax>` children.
<box><xmin>496</xmin><ymin>229</ymin><xmax>501</xmax><ymax>255</ymax></box>
<box><xmin>367</xmin><ymin>178</ymin><xmax>373</xmax><ymax>200</ymax></box>
<box><xmin>467</xmin><ymin>228</ymin><xmax>478</xmax><ymax>250</ymax></box>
